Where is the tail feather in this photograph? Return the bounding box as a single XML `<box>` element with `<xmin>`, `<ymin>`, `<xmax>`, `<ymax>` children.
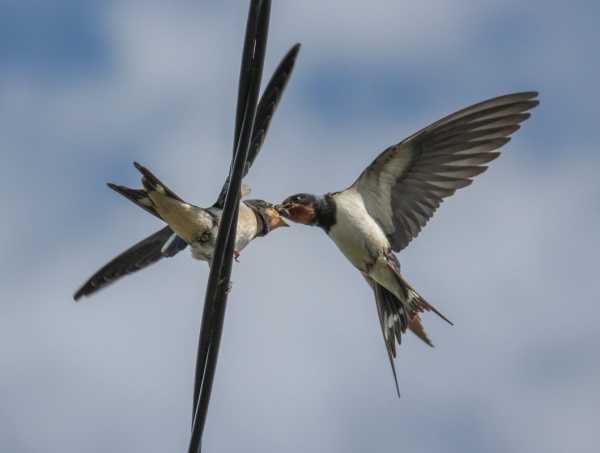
<box><xmin>375</xmin><ymin>282</ymin><xmax>408</xmax><ymax>356</ymax></box>
<box><xmin>374</xmin><ymin>283</ymin><xmax>402</xmax><ymax>398</ymax></box>
<box><xmin>408</xmin><ymin>314</ymin><xmax>434</xmax><ymax>347</ymax></box>
<box><xmin>402</xmin><ymin>279</ymin><xmax>453</xmax><ymax>326</ymax></box>
<box><xmin>368</xmin><ymin>252</ymin><xmax>454</xmax><ymax>396</ymax></box>
<box><xmin>386</xmin><ymin>251</ymin><xmax>452</xmax><ymax>326</ymax></box>
<box><xmin>373</xmin><ymin>278</ymin><xmax>437</xmax><ymax>348</ymax></box>
<box><xmin>133</xmin><ymin>162</ymin><xmax>183</xmax><ymax>201</ymax></box>
<box><xmin>107</xmin><ymin>183</ymin><xmax>162</xmax><ymax>220</ymax></box>
<box><xmin>370</xmin><ymin>273</ymin><xmax>454</xmax><ymax>396</ymax></box>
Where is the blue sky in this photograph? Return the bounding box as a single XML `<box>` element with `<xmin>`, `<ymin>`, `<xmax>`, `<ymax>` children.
<box><xmin>1</xmin><ymin>1</ymin><xmax>599</xmax><ymax>452</ymax></box>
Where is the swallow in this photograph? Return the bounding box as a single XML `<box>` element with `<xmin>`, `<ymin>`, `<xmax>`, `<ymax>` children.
<box><xmin>74</xmin><ymin>43</ymin><xmax>300</xmax><ymax>301</ymax></box>
<box><xmin>277</xmin><ymin>92</ymin><xmax>539</xmax><ymax>395</ymax></box>
<box><xmin>109</xmin><ymin>161</ymin><xmax>288</xmax><ymax>263</ymax></box>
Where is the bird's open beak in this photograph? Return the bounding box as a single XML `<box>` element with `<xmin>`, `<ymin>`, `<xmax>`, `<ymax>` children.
<box><xmin>266</xmin><ymin>207</ymin><xmax>289</xmax><ymax>229</ymax></box>
<box><xmin>275</xmin><ymin>203</ymin><xmax>291</xmax><ymax>218</ymax></box>
<box><xmin>273</xmin><ymin>216</ymin><xmax>289</xmax><ymax>228</ymax></box>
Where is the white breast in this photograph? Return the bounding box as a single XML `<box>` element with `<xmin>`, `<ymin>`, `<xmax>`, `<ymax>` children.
<box><xmin>190</xmin><ymin>202</ymin><xmax>258</xmax><ymax>262</ymax></box>
<box><xmin>234</xmin><ymin>202</ymin><xmax>258</xmax><ymax>252</ymax></box>
<box><xmin>328</xmin><ymin>188</ymin><xmax>390</xmax><ymax>272</ymax></box>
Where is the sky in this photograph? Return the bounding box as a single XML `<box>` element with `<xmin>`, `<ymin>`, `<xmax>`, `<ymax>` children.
<box><xmin>1</xmin><ymin>1</ymin><xmax>599</xmax><ymax>452</ymax></box>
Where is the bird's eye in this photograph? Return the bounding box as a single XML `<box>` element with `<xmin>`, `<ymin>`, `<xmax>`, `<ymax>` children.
<box><xmin>295</xmin><ymin>195</ymin><xmax>304</xmax><ymax>203</ymax></box>
<box><xmin>199</xmin><ymin>231</ymin><xmax>211</xmax><ymax>243</ymax></box>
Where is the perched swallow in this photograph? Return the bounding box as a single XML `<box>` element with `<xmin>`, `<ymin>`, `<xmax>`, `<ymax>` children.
<box><xmin>277</xmin><ymin>92</ymin><xmax>539</xmax><ymax>395</ymax></box>
<box><xmin>110</xmin><ymin>161</ymin><xmax>288</xmax><ymax>263</ymax></box>
<box><xmin>74</xmin><ymin>44</ymin><xmax>300</xmax><ymax>300</ymax></box>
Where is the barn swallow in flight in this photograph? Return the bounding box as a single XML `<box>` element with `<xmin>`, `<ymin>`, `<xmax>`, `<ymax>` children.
<box><xmin>277</xmin><ymin>92</ymin><xmax>539</xmax><ymax>395</ymax></box>
<box><xmin>74</xmin><ymin>44</ymin><xmax>300</xmax><ymax>301</ymax></box>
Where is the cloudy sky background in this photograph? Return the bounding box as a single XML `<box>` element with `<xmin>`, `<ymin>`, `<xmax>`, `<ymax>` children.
<box><xmin>1</xmin><ymin>1</ymin><xmax>599</xmax><ymax>452</ymax></box>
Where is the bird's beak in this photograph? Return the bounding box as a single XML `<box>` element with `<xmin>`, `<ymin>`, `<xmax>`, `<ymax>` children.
<box><xmin>273</xmin><ymin>216</ymin><xmax>290</xmax><ymax>228</ymax></box>
<box><xmin>275</xmin><ymin>203</ymin><xmax>291</xmax><ymax>218</ymax></box>
<box><xmin>266</xmin><ymin>207</ymin><xmax>289</xmax><ymax>229</ymax></box>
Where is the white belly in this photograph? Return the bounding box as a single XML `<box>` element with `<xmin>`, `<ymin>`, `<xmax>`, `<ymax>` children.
<box><xmin>190</xmin><ymin>202</ymin><xmax>258</xmax><ymax>262</ymax></box>
<box><xmin>234</xmin><ymin>202</ymin><xmax>258</xmax><ymax>252</ymax></box>
<box><xmin>328</xmin><ymin>189</ymin><xmax>389</xmax><ymax>273</ymax></box>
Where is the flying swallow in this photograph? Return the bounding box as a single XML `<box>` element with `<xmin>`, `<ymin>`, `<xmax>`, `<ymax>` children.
<box><xmin>74</xmin><ymin>43</ymin><xmax>300</xmax><ymax>300</ymax></box>
<box><xmin>277</xmin><ymin>92</ymin><xmax>539</xmax><ymax>395</ymax></box>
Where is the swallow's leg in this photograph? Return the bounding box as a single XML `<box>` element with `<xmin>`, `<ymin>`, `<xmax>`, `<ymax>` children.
<box><xmin>363</xmin><ymin>257</ymin><xmax>376</xmax><ymax>276</ymax></box>
<box><xmin>234</xmin><ymin>250</ymin><xmax>240</xmax><ymax>262</ymax></box>
<box><xmin>217</xmin><ymin>278</ymin><xmax>233</xmax><ymax>293</ymax></box>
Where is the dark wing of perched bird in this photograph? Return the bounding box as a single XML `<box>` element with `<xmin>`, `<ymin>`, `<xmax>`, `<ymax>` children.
<box><xmin>73</xmin><ymin>226</ymin><xmax>180</xmax><ymax>300</ymax></box>
<box><xmin>213</xmin><ymin>43</ymin><xmax>301</xmax><ymax>209</ymax></box>
<box><xmin>74</xmin><ymin>45</ymin><xmax>300</xmax><ymax>300</ymax></box>
<box><xmin>353</xmin><ymin>92</ymin><xmax>539</xmax><ymax>252</ymax></box>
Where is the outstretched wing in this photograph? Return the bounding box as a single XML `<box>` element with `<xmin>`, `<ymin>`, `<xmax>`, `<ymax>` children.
<box><xmin>353</xmin><ymin>92</ymin><xmax>539</xmax><ymax>252</ymax></box>
<box><xmin>214</xmin><ymin>43</ymin><xmax>300</xmax><ymax>208</ymax></box>
<box><xmin>73</xmin><ymin>226</ymin><xmax>185</xmax><ymax>300</ymax></box>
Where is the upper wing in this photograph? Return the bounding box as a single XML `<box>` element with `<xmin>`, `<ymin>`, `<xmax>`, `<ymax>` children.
<box><xmin>214</xmin><ymin>43</ymin><xmax>300</xmax><ymax>208</ymax></box>
<box><xmin>353</xmin><ymin>92</ymin><xmax>539</xmax><ymax>252</ymax></box>
<box><xmin>73</xmin><ymin>226</ymin><xmax>186</xmax><ymax>300</ymax></box>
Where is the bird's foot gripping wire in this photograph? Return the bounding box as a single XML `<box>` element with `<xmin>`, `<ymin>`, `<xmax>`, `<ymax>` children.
<box><xmin>217</xmin><ymin>278</ymin><xmax>233</xmax><ymax>294</ymax></box>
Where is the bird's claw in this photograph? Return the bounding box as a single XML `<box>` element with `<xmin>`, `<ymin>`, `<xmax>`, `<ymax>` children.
<box><xmin>234</xmin><ymin>250</ymin><xmax>240</xmax><ymax>262</ymax></box>
<box><xmin>217</xmin><ymin>278</ymin><xmax>233</xmax><ymax>294</ymax></box>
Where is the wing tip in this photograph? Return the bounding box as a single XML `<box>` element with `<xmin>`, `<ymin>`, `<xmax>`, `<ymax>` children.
<box><xmin>74</xmin><ymin>280</ymin><xmax>100</xmax><ymax>301</ymax></box>
<box><xmin>283</xmin><ymin>43</ymin><xmax>301</xmax><ymax>66</ymax></box>
<box><xmin>525</xmin><ymin>99</ymin><xmax>540</xmax><ymax>110</ymax></box>
<box><xmin>501</xmin><ymin>90</ymin><xmax>539</xmax><ymax>102</ymax></box>
<box><xmin>517</xmin><ymin>90</ymin><xmax>539</xmax><ymax>98</ymax></box>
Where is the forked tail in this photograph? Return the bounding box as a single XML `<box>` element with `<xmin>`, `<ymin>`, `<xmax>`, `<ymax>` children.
<box><xmin>133</xmin><ymin>161</ymin><xmax>184</xmax><ymax>201</ymax></box>
<box><xmin>399</xmin><ymin>275</ymin><xmax>453</xmax><ymax>327</ymax></box>
<box><xmin>372</xmin><ymin>275</ymin><xmax>452</xmax><ymax>397</ymax></box>
<box><xmin>106</xmin><ymin>183</ymin><xmax>161</xmax><ymax>219</ymax></box>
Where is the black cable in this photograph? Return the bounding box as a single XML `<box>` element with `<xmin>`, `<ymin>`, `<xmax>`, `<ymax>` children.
<box><xmin>187</xmin><ymin>2</ymin><xmax>271</xmax><ymax>452</ymax></box>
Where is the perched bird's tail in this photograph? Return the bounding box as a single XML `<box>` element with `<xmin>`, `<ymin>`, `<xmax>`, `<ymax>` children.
<box><xmin>107</xmin><ymin>183</ymin><xmax>162</xmax><ymax>220</ymax></box>
<box><xmin>107</xmin><ymin>163</ymin><xmax>190</xmax><ymax>257</ymax></box>
<box><xmin>133</xmin><ymin>162</ymin><xmax>184</xmax><ymax>202</ymax></box>
<box><xmin>106</xmin><ymin>162</ymin><xmax>186</xmax><ymax>219</ymax></box>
